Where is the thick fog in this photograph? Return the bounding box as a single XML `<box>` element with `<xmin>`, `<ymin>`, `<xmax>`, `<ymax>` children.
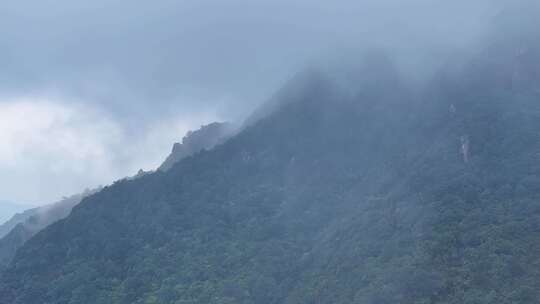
<box><xmin>0</xmin><ymin>0</ymin><xmax>517</xmax><ymax>203</ymax></box>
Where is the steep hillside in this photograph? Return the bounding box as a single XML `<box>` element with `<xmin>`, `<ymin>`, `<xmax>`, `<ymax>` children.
<box><xmin>0</xmin><ymin>189</ymin><xmax>100</xmax><ymax>268</ymax></box>
<box><xmin>0</xmin><ymin>202</ymin><xmax>32</xmax><ymax>228</ymax></box>
<box><xmin>1</xmin><ymin>12</ymin><xmax>540</xmax><ymax>303</ymax></box>
<box><xmin>0</xmin><ymin>207</ymin><xmax>38</xmax><ymax>239</ymax></box>
<box><xmin>0</xmin><ymin>122</ymin><xmax>231</xmax><ymax>270</ymax></box>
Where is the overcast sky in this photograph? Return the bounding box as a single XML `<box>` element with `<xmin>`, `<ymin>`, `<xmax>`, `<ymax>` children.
<box><xmin>0</xmin><ymin>0</ymin><xmax>507</xmax><ymax>204</ymax></box>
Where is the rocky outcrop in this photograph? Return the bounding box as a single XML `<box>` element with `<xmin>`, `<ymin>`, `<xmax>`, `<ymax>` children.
<box><xmin>159</xmin><ymin>122</ymin><xmax>234</xmax><ymax>171</ymax></box>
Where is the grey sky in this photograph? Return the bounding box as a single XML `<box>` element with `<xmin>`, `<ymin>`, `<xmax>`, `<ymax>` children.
<box><xmin>0</xmin><ymin>0</ymin><xmax>506</xmax><ymax>204</ymax></box>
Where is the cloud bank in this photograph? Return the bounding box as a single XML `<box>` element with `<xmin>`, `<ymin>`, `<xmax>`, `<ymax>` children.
<box><xmin>0</xmin><ymin>97</ymin><xmax>216</xmax><ymax>203</ymax></box>
<box><xmin>0</xmin><ymin>0</ymin><xmax>511</xmax><ymax>203</ymax></box>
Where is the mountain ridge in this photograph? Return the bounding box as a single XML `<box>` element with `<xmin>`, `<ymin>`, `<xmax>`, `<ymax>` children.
<box><xmin>0</xmin><ymin>122</ymin><xmax>235</xmax><ymax>270</ymax></box>
<box><xmin>1</xmin><ymin>9</ymin><xmax>540</xmax><ymax>302</ymax></box>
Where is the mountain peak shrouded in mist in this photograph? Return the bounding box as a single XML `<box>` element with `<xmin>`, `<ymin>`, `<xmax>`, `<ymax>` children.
<box><xmin>3</xmin><ymin>20</ymin><xmax>540</xmax><ymax>300</ymax></box>
<box><xmin>244</xmin><ymin>54</ymin><xmax>407</xmax><ymax>128</ymax></box>
<box><xmin>0</xmin><ymin>0</ymin><xmax>513</xmax><ymax>203</ymax></box>
<box><xmin>0</xmin><ymin>67</ymin><xmax>422</xmax><ymax>302</ymax></box>
<box><xmin>1</xmin><ymin>2</ymin><xmax>540</xmax><ymax>304</ymax></box>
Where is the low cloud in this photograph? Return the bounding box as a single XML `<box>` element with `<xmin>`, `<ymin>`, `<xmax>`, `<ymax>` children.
<box><xmin>0</xmin><ymin>96</ymin><xmax>217</xmax><ymax>203</ymax></box>
<box><xmin>0</xmin><ymin>0</ymin><xmax>515</xmax><ymax>204</ymax></box>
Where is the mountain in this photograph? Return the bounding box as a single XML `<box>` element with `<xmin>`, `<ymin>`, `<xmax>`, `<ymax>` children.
<box><xmin>159</xmin><ymin>122</ymin><xmax>234</xmax><ymax>172</ymax></box>
<box><xmin>0</xmin><ymin>123</ymin><xmax>231</xmax><ymax>269</ymax></box>
<box><xmin>0</xmin><ymin>188</ymin><xmax>101</xmax><ymax>268</ymax></box>
<box><xmin>0</xmin><ymin>202</ymin><xmax>34</xmax><ymax>229</ymax></box>
<box><xmin>1</xmin><ymin>11</ymin><xmax>540</xmax><ymax>304</ymax></box>
<box><xmin>0</xmin><ymin>206</ymin><xmax>38</xmax><ymax>239</ymax></box>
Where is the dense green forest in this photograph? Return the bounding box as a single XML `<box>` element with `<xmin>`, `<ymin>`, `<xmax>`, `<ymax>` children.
<box><xmin>1</xmin><ymin>9</ymin><xmax>540</xmax><ymax>304</ymax></box>
<box><xmin>0</xmin><ymin>121</ymin><xmax>233</xmax><ymax>271</ymax></box>
<box><xmin>0</xmin><ymin>189</ymin><xmax>100</xmax><ymax>269</ymax></box>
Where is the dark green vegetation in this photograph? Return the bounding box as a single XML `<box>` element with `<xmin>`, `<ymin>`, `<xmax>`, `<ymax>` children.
<box><xmin>0</xmin><ymin>122</ymin><xmax>231</xmax><ymax>270</ymax></box>
<box><xmin>0</xmin><ymin>189</ymin><xmax>100</xmax><ymax>269</ymax></box>
<box><xmin>1</xmin><ymin>11</ymin><xmax>540</xmax><ymax>304</ymax></box>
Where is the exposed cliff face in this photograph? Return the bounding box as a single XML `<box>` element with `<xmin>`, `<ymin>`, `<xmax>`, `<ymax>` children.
<box><xmin>159</xmin><ymin>122</ymin><xmax>235</xmax><ymax>172</ymax></box>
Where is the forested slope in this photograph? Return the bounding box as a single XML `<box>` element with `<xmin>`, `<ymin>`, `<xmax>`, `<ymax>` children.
<box><xmin>1</xmin><ymin>10</ymin><xmax>540</xmax><ymax>303</ymax></box>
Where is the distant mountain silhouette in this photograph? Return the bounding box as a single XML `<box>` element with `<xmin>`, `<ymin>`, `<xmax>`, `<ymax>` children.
<box><xmin>0</xmin><ymin>206</ymin><xmax>38</xmax><ymax>239</ymax></box>
<box><xmin>0</xmin><ymin>202</ymin><xmax>33</xmax><ymax>229</ymax></box>
<box><xmin>0</xmin><ymin>189</ymin><xmax>100</xmax><ymax>268</ymax></box>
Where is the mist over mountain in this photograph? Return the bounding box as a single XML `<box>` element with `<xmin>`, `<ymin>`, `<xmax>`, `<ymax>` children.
<box><xmin>0</xmin><ymin>202</ymin><xmax>33</xmax><ymax>227</ymax></box>
<box><xmin>159</xmin><ymin>122</ymin><xmax>235</xmax><ymax>172</ymax></box>
<box><xmin>1</xmin><ymin>1</ymin><xmax>540</xmax><ymax>304</ymax></box>
<box><xmin>0</xmin><ymin>0</ymin><xmax>503</xmax><ymax>204</ymax></box>
<box><xmin>0</xmin><ymin>189</ymin><xmax>99</xmax><ymax>269</ymax></box>
<box><xmin>0</xmin><ymin>207</ymin><xmax>38</xmax><ymax>239</ymax></box>
<box><xmin>0</xmin><ymin>122</ymin><xmax>234</xmax><ymax>269</ymax></box>
<box><xmin>2</xmin><ymin>5</ymin><xmax>540</xmax><ymax>301</ymax></box>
